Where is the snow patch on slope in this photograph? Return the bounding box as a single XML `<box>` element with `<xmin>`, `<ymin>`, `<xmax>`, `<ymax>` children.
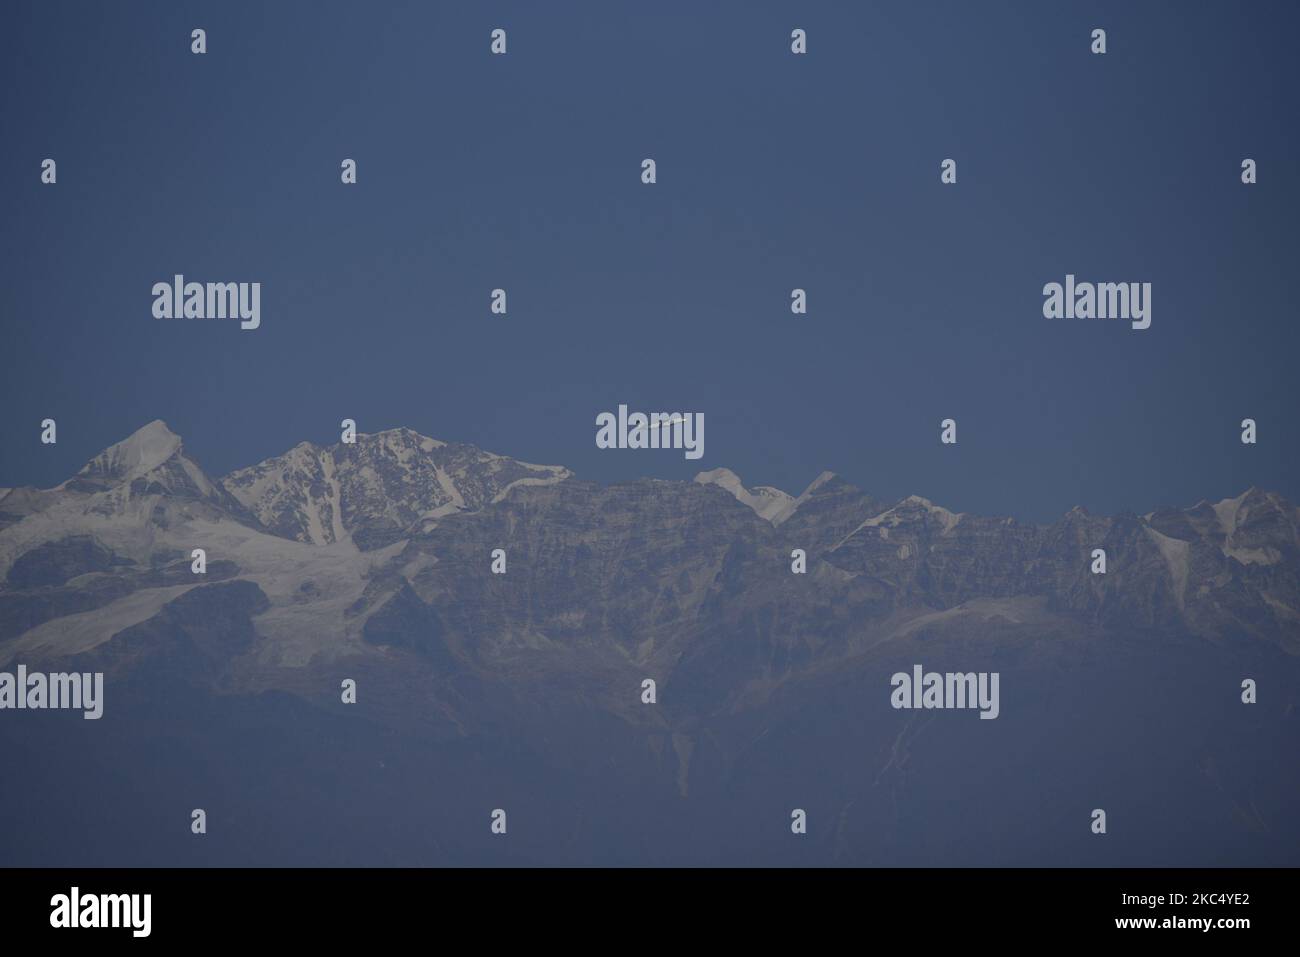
<box><xmin>694</xmin><ymin>468</ymin><xmax>796</xmax><ymax>524</ymax></box>
<box><xmin>798</xmin><ymin>471</ymin><xmax>839</xmax><ymax>499</ymax></box>
<box><xmin>1211</xmin><ymin>489</ymin><xmax>1284</xmax><ymax>566</ymax></box>
<box><xmin>833</xmin><ymin>495</ymin><xmax>963</xmax><ymax>549</ymax></box>
<box><xmin>1145</xmin><ymin>526</ymin><xmax>1190</xmax><ymax>609</ymax></box>
<box><xmin>1213</xmin><ymin>491</ymin><xmax>1247</xmax><ymax>538</ymax></box>
<box><xmin>2</xmin><ymin>583</ymin><xmax>201</xmax><ymax>663</ymax></box>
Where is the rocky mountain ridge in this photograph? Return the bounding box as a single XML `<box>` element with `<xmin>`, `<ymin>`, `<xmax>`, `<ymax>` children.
<box><xmin>1</xmin><ymin>421</ymin><xmax>1295</xmax><ymax>691</ymax></box>
<box><xmin>2</xmin><ymin>421</ymin><xmax>1296</xmax><ymax>867</ymax></box>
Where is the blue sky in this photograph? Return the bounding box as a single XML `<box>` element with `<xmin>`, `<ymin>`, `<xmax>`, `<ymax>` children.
<box><xmin>2</xmin><ymin>0</ymin><xmax>1297</xmax><ymax>522</ymax></box>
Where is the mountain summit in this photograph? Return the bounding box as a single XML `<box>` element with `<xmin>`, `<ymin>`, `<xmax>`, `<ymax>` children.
<box><xmin>76</xmin><ymin>419</ymin><xmax>183</xmax><ymax>484</ymax></box>
<box><xmin>0</xmin><ymin>421</ymin><xmax>1297</xmax><ymax>670</ymax></box>
<box><xmin>63</xmin><ymin>418</ymin><xmax>237</xmax><ymax>510</ymax></box>
<box><xmin>1</xmin><ymin>421</ymin><xmax>1297</xmax><ymax>866</ymax></box>
<box><xmin>222</xmin><ymin>427</ymin><xmax>572</xmax><ymax>550</ymax></box>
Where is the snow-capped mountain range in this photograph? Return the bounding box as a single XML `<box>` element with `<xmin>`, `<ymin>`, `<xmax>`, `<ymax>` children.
<box><xmin>2</xmin><ymin>419</ymin><xmax>1297</xmax><ymax>677</ymax></box>
<box><xmin>0</xmin><ymin>421</ymin><xmax>569</xmax><ymax>665</ymax></box>
<box><xmin>2</xmin><ymin>420</ymin><xmax>1297</xmax><ymax>867</ymax></box>
<box><xmin>0</xmin><ymin>416</ymin><xmax>1294</xmax><ymax>665</ymax></box>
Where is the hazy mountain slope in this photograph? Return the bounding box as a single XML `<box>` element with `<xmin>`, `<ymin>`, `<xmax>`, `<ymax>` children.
<box><xmin>1</xmin><ymin>422</ymin><xmax>1296</xmax><ymax>866</ymax></box>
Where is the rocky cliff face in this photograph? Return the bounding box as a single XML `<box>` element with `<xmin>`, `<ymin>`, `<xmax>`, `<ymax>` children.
<box><xmin>3</xmin><ymin>420</ymin><xmax>1298</xmax><ymax>710</ymax></box>
<box><xmin>1</xmin><ymin>422</ymin><xmax>1297</xmax><ymax>866</ymax></box>
<box><xmin>222</xmin><ymin>427</ymin><xmax>571</xmax><ymax>550</ymax></box>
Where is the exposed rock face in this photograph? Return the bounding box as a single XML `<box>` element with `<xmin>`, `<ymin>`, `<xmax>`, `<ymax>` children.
<box><xmin>73</xmin><ymin>579</ymin><xmax>271</xmax><ymax>680</ymax></box>
<box><xmin>222</xmin><ymin>427</ymin><xmax>571</xmax><ymax>550</ymax></box>
<box><xmin>1</xmin><ymin>423</ymin><xmax>1297</xmax><ymax>866</ymax></box>
<box><xmin>6</xmin><ymin>534</ymin><xmax>124</xmax><ymax>588</ymax></box>
<box><xmin>4</xmin><ymin>422</ymin><xmax>1298</xmax><ymax>698</ymax></box>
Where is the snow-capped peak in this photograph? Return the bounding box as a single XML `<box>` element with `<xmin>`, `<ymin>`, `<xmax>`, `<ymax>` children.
<box><xmin>222</xmin><ymin>428</ymin><xmax>572</xmax><ymax>549</ymax></box>
<box><xmin>77</xmin><ymin>420</ymin><xmax>182</xmax><ymax>483</ymax></box>
<box><xmin>694</xmin><ymin>468</ymin><xmax>797</xmax><ymax>525</ymax></box>
<box><xmin>366</xmin><ymin>427</ymin><xmax>447</xmax><ymax>454</ymax></box>
<box><xmin>828</xmin><ymin>493</ymin><xmax>963</xmax><ymax>550</ymax></box>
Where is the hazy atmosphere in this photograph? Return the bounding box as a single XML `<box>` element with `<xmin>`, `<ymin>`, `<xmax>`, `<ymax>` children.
<box><xmin>2</xmin><ymin>1</ymin><xmax>1298</xmax><ymax>521</ymax></box>
<box><xmin>1</xmin><ymin>1</ymin><xmax>1297</xmax><ymax>872</ymax></box>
